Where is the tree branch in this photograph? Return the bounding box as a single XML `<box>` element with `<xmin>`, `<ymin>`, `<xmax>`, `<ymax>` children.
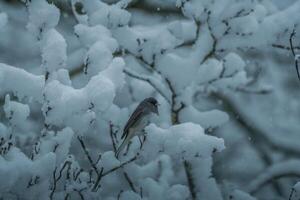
<box><xmin>123</xmin><ymin>68</ymin><xmax>171</xmax><ymax>104</ymax></box>
<box><xmin>165</xmin><ymin>78</ymin><xmax>185</xmax><ymax>124</ymax></box>
<box><xmin>92</xmin><ymin>155</ymin><xmax>138</xmax><ymax>192</ymax></box>
<box><xmin>123</xmin><ymin>171</ymin><xmax>137</xmax><ymax>193</ymax></box>
<box><xmin>109</xmin><ymin>121</ymin><xmax>117</xmax><ymax>153</ymax></box>
<box><xmin>183</xmin><ymin>160</ymin><xmax>196</xmax><ymax>200</ymax></box>
<box><xmin>77</xmin><ymin>136</ymin><xmax>101</xmax><ymax>175</ymax></box>
<box><xmin>50</xmin><ymin>161</ymin><xmax>72</xmax><ymax>200</ymax></box>
<box><xmin>246</xmin><ymin>160</ymin><xmax>300</xmax><ymax>194</ymax></box>
<box><xmin>289</xmin><ymin>27</ymin><xmax>300</xmax><ymax>80</ymax></box>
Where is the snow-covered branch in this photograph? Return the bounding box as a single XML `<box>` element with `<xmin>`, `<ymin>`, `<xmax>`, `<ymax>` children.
<box><xmin>0</xmin><ymin>0</ymin><xmax>299</xmax><ymax>199</ymax></box>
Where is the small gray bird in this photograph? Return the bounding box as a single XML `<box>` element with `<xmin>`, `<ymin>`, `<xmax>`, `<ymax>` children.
<box><xmin>116</xmin><ymin>97</ymin><xmax>159</xmax><ymax>157</ymax></box>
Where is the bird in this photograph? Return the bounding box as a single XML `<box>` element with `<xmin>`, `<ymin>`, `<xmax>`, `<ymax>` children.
<box><xmin>115</xmin><ymin>97</ymin><xmax>159</xmax><ymax>157</ymax></box>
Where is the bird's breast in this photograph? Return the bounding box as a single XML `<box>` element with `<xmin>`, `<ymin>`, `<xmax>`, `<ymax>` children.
<box><xmin>130</xmin><ymin>114</ymin><xmax>150</xmax><ymax>136</ymax></box>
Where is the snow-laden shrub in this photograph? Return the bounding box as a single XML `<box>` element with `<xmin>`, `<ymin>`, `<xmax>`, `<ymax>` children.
<box><xmin>1</xmin><ymin>0</ymin><xmax>298</xmax><ymax>199</ymax></box>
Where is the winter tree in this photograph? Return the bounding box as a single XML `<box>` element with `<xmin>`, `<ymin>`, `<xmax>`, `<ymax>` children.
<box><xmin>0</xmin><ymin>0</ymin><xmax>300</xmax><ymax>199</ymax></box>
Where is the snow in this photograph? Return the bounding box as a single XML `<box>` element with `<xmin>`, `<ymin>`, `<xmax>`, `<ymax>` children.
<box><xmin>180</xmin><ymin>1</ymin><xmax>204</xmax><ymax>21</ymax></box>
<box><xmin>166</xmin><ymin>184</ymin><xmax>189</xmax><ymax>200</ymax></box>
<box><xmin>35</xmin><ymin>128</ymin><xmax>74</xmax><ymax>164</ymax></box>
<box><xmin>0</xmin><ymin>12</ymin><xmax>7</xmax><ymax>28</ymax></box>
<box><xmin>83</xmin><ymin>41</ymin><xmax>113</xmax><ymax>76</ymax></box>
<box><xmin>196</xmin><ymin>58</ymin><xmax>223</xmax><ymax>84</ymax></box>
<box><xmin>100</xmin><ymin>57</ymin><xmax>126</xmax><ymax>90</ymax></box>
<box><xmin>230</xmin><ymin>190</ymin><xmax>257</xmax><ymax>200</ymax></box>
<box><xmin>119</xmin><ymin>191</ymin><xmax>141</xmax><ymax>200</ymax></box>
<box><xmin>100</xmin><ymin>151</ymin><xmax>120</xmax><ymax>170</ymax></box>
<box><xmin>113</xmin><ymin>24</ymin><xmax>185</xmax><ymax>64</ymax></box>
<box><xmin>179</xmin><ymin>106</ymin><xmax>229</xmax><ymax>129</ymax></box>
<box><xmin>0</xmin><ymin>63</ymin><xmax>45</xmax><ymax>102</ymax></box>
<box><xmin>74</xmin><ymin>24</ymin><xmax>118</xmax><ymax>50</ymax></box>
<box><xmin>167</xmin><ymin>20</ymin><xmax>197</xmax><ymax>42</ymax></box>
<box><xmin>157</xmin><ymin>52</ymin><xmax>198</xmax><ymax>90</ymax></box>
<box><xmin>0</xmin><ymin>148</ymin><xmax>55</xmax><ymax>199</ymax></box>
<box><xmin>85</xmin><ymin>73</ymin><xmax>116</xmax><ymax>112</ymax></box>
<box><xmin>4</xmin><ymin>94</ymin><xmax>30</xmax><ymax>128</ymax></box>
<box><xmin>0</xmin><ymin>0</ymin><xmax>298</xmax><ymax>199</ymax></box>
<box><xmin>142</xmin><ymin>122</ymin><xmax>225</xmax><ymax>163</ymax></box>
<box><xmin>222</xmin><ymin>53</ymin><xmax>246</xmax><ymax>77</ymax></box>
<box><xmin>27</xmin><ymin>0</ymin><xmax>60</xmax><ymax>40</ymax></box>
<box><xmin>246</xmin><ymin>160</ymin><xmax>300</xmax><ymax>193</ymax></box>
<box><xmin>41</xmin><ymin>29</ymin><xmax>67</xmax><ymax>73</ymax></box>
<box><xmin>290</xmin><ymin>182</ymin><xmax>300</xmax><ymax>200</ymax></box>
<box><xmin>51</xmin><ymin>69</ymin><xmax>72</xmax><ymax>86</ymax></box>
<box><xmin>89</xmin><ymin>4</ymin><xmax>131</xmax><ymax>28</ymax></box>
<box><xmin>43</xmin><ymin>58</ymin><xmax>125</xmax><ymax>132</ymax></box>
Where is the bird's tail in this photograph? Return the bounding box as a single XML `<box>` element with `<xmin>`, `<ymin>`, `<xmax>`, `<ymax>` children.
<box><xmin>115</xmin><ymin>137</ymin><xmax>129</xmax><ymax>158</ymax></box>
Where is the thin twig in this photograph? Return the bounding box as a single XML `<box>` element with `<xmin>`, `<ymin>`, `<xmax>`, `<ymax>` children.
<box><xmin>272</xmin><ymin>44</ymin><xmax>300</xmax><ymax>51</ymax></box>
<box><xmin>50</xmin><ymin>161</ymin><xmax>72</xmax><ymax>200</ymax></box>
<box><xmin>216</xmin><ymin>92</ymin><xmax>300</xmax><ymax>156</ymax></box>
<box><xmin>123</xmin><ymin>172</ymin><xmax>137</xmax><ymax>192</ymax></box>
<box><xmin>123</xmin><ymin>68</ymin><xmax>171</xmax><ymax>104</ymax></box>
<box><xmin>289</xmin><ymin>188</ymin><xmax>295</xmax><ymax>200</ymax></box>
<box><xmin>183</xmin><ymin>160</ymin><xmax>196</xmax><ymax>200</ymax></box>
<box><xmin>201</xmin><ymin>11</ymin><xmax>218</xmax><ymax>64</ymax></box>
<box><xmin>92</xmin><ymin>155</ymin><xmax>138</xmax><ymax>192</ymax></box>
<box><xmin>92</xmin><ymin>168</ymin><xmax>104</xmax><ymax>192</ymax></box>
<box><xmin>77</xmin><ymin>136</ymin><xmax>100</xmax><ymax>175</ymax></box>
<box><xmin>233</xmin><ymin>86</ymin><xmax>272</xmax><ymax>95</ymax></box>
<box><xmin>246</xmin><ymin>160</ymin><xmax>300</xmax><ymax>194</ymax></box>
<box><xmin>289</xmin><ymin>27</ymin><xmax>300</xmax><ymax>80</ymax></box>
<box><xmin>165</xmin><ymin>78</ymin><xmax>185</xmax><ymax>124</ymax></box>
<box><xmin>74</xmin><ymin>188</ymin><xmax>86</xmax><ymax>200</ymax></box>
<box><xmin>102</xmin><ymin>155</ymin><xmax>137</xmax><ymax>177</ymax></box>
<box><xmin>109</xmin><ymin>122</ymin><xmax>117</xmax><ymax>153</ymax></box>
<box><xmin>117</xmin><ymin>190</ymin><xmax>124</xmax><ymax>200</ymax></box>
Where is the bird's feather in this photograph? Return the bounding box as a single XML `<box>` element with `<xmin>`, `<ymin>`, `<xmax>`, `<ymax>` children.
<box><xmin>116</xmin><ymin>98</ymin><xmax>157</xmax><ymax>157</ymax></box>
<box><xmin>121</xmin><ymin>103</ymin><xmax>145</xmax><ymax>139</ymax></box>
<box><xmin>116</xmin><ymin>136</ymin><xmax>130</xmax><ymax>157</ymax></box>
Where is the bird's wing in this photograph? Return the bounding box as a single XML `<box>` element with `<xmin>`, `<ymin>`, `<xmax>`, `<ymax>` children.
<box><xmin>121</xmin><ymin>104</ymin><xmax>145</xmax><ymax>139</ymax></box>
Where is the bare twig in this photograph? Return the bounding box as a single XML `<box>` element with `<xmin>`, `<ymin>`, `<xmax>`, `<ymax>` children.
<box><xmin>27</xmin><ymin>176</ymin><xmax>40</xmax><ymax>188</ymax></box>
<box><xmin>201</xmin><ymin>11</ymin><xmax>218</xmax><ymax>64</ymax></box>
<box><xmin>233</xmin><ymin>86</ymin><xmax>272</xmax><ymax>95</ymax></box>
<box><xmin>74</xmin><ymin>188</ymin><xmax>86</xmax><ymax>200</ymax></box>
<box><xmin>117</xmin><ymin>190</ymin><xmax>124</xmax><ymax>200</ymax></box>
<box><xmin>289</xmin><ymin>188</ymin><xmax>296</xmax><ymax>200</ymax></box>
<box><xmin>216</xmin><ymin>92</ymin><xmax>300</xmax><ymax>156</ymax></box>
<box><xmin>123</xmin><ymin>171</ymin><xmax>137</xmax><ymax>192</ymax></box>
<box><xmin>64</xmin><ymin>193</ymin><xmax>70</xmax><ymax>200</ymax></box>
<box><xmin>50</xmin><ymin>161</ymin><xmax>72</xmax><ymax>200</ymax></box>
<box><xmin>214</xmin><ymin>92</ymin><xmax>290</xmax><ymax>196</ymax></box>
<box><xmin>92</xmin><ymin>155</ymin><xmax>138</xmax><ymax>192</ymax></box>
<box><xmin>109</xmin><ymin>122</ymin><xmax>117</xmax><ymax>153</ymax></box>
<box><xmin>140</xmin><ymin>187</ymin><xmax>143</xmax><ymax>199</ymax></box>
<box><xmin>289</xmin><ymin>27</ymin><xmax>300</xmax><ymax>80</ymax></box>
<box><xmin>74</xmin><ymin>168</ymin><xmax>83</xmax><ymax>181</ymax></box>
<box><xmin>123</xmin><ymin>68</ymin><xmax>171</xmax><ymax>104</ymax></box>
<box><xmin>77</xmin><ymin>136</ymin><xmax>100</xmax><ymax>175</ymax></box>
<box><xmin>272</xmin><ymin>43</ymin><xmax>300</xmax><ymax>51</ymax></box>
<box><xmin>92</xmin><ymin>168</ymin><xmax>104</xmax><ymax>192</ymax></box>
<box><xmin>246</xmin><ymin>160</ymin><xmax>300</xmax><ymax>194</ymax></box>
<box><xmin>165</xmin><ymin>78</ymin><xmax>185</xmax><ymax>124</ymax></box>
<box><xmin>183</xmin><ymin>160</ymin><xmax>196</xmax><ymax>200</ymax></box>
<box><xmin>102</xmin><ymin>155</ymin><xmax>137</xmax><ymax>177</ymax></box>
